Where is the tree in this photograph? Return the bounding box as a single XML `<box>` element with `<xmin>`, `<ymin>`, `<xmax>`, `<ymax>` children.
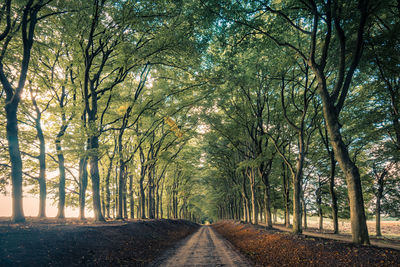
<box><xmin>269</xmin><ymin>64</ymin><xmax>318</xmax><ymax>234</ymax></box>
<box><xmin>318</xmin><ymin>119</ymin><xmax>339</xmax><ymax>233</ymax></box>
<box><xmin>0</xmin><ymin>0</ymin><xmax>53</xmax><ymax>222</ymax></box>
<box><xmin>26</xmin><ymin>81</ymin><xmax>51</xmax><ymax>217</ymax></box>
<box><xmin>218</xmin><ymin>0</ymin><xmax>373</xmax><ymax>244</ymax></box>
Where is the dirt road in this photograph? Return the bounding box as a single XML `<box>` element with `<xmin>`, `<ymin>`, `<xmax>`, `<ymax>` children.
<box><xmin>150</xmin><ymin>226</ymin><xmax>252</xmax><ymax>267</ymax></box>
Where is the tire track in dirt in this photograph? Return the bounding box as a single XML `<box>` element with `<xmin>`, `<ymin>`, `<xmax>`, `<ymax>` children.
<box><xmin>149</xmin><ymin>226</ymin><xmax>252</xmax><ymax>267</ymax></box>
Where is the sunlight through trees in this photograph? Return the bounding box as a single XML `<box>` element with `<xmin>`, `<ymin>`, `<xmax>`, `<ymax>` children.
<box><xmin>0</xmin><ymin>0</ymin><xmax>399</xmax><ymax>246</ymax></box>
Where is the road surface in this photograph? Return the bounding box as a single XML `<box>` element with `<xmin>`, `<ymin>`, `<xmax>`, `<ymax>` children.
<box><xmin>149</xmin><ymin>226</ymin><xmax>252</xmax><ymax>267</ymax></box>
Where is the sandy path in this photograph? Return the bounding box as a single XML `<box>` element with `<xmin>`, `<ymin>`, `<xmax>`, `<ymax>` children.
<box><xmin>149</xmin><ymin>226</ymin><xmax>252</xmax><ymax>267</ymax></box>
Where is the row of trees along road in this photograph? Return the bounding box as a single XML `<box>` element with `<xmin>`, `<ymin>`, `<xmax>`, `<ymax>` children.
<box><xmin>0</xmin><ymin>0</ymin><xmax>399</xmax><ymax>245</ymax></box>
<box><xmin>199</xmin><ymin>0</ymin><xmax>400</xmax><ymax>245</ymax></box>
<box><xmin>0</xmin><ymin>0</ymin><xmax>213</xmax><ymax>224</ymax></box>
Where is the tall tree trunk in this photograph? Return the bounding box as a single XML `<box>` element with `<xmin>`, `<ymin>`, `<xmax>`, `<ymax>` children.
<box><xmin>117</xmin><ymin>158</ymin><xmax>125</xmax><ymax>219</ymax></box>
<box><xmin>262</xmin><ymin>173</ymin><xmax>272</xmax><ymax>227</ymax></box>
<box><xmin>56</xmin><ymin>137</ymin><xmax>66</xmax><ymax>219</ymax></box>
<box><xmin>148</xmin><ymin>170</ymin><xmax>154</xmax><ymax>219</ymax></box>
<box><xmin>241</xmin><ymin>174</ymin><xmax>250</xmax><ymax>222</ymax></box>
<box><xmin>79</xmin><ymin>156</ymin><xmax>88</xmax><ymax>220</ymax></box>
<box><xmin>167</xmin><ymin>193</ymin><xmax>171</xmax><ymax>219</ymax></box>
<box><xmin>282</xmin><ymin>162</ymin><xmax>290</xmax><ymax>227</ymax></box>
<box><xmin>101</xmin><ymin>180</ymin><xmax>105</xmax><ymax>217</ymax></box>
<box><xmin>140</xmin><ymin>177</ymin><xmax>146</xmax><ymax>219</ymax></box>
<box><xmin>242</xmin><ymin>197</ymin><xmax>247</xmax><ymax>222</ymax></box>
<box><xmin>316</xmin><ymin>178</ymin><xmax>323</xmax><ymax>230</ymax></box>
<box><xmin>248</xmin><ymin>169</ymin><xmax>258</xmax><ymax>224</ymax></box>
<box><xmin>292</xmin><ymin>132</ymin><xmax>305</xmax><ymax>234</ymax></box>
<box><xmin>89</xmin><ymin>134</ymin><xmax>105</xmax><ymax>221</ymax></box>
<box><xmin>173</xmin><ymin>191</ymin><xmax>176</xmax><ymax>219</ymax></box>
<box><xmin>137</xmin><ymin>192</ymin><xmax>140</xmax><ymax>218</ymax></box>
<box><xmin>375</xmin><ymin>168</ymin><xmax>386</xmax><ymax>237</ymax></box>
<box><xmin>292</xmin><ymin>171</ymin><xmax>302</xmax><ymax>233</ymax></box>
<box><xmin>171</xmin><ymin>192</ymin><xmax>174</xmax><ymax>219</ymax></box>
<box><xmin>29</xmin><ymin>85</ymin><xmax>47</xmax><ymax>218</ymax></box>
<box><xmin>302</xmin><ymin>195</ymin><xmax>307</xmax><ymax>229</ymax></box>
<box><xmin>37</xmin><ymin>124</ymin><xmax>46</xmax><ymax>218</ymax></box>
<box><xmin>105</xmin><ymin>158</ymin><xmax>112</xmax><ymax>218</ymax></box>
<box><xmin>160</xmin><ymin>178</ymin><xmax>164</xmax><ymax>218</ymax></box>
<box><xmin>5</xmin><ymin>104</ymin><xmax>25</xmax><ymax>222</ymax></box>
<box><xmin>376</xmin><ymin>194</ymin><xmax>382</xmax><ymax>237</ymax></box>
<box><xmin>123</xmin><ymin>187</ymin><xmax>127</xmax><ymax>219</ymax></box>
<box><xmin>117</xmin><ymin>128</ymin><xmax>125</xmax><ymax>219</ymax></box>
<box><xmin>318</xmin><ymin>83</ymin><xmax>369</xmax><ymax>244</ymax></box>
<box><xmin>1</xmin><ymin>0</ymin><xmax>43</xmax><ymax>223</ymax></box>
<box><xmin>129</xmin><ymin>174</ymin><xmax>134</xmax><ymax>219</ymax></box>
<box><xmin>113</xmin><ymin>165</ymin><xmax>118</xmax><ymax>218</ymax></box>
<box><xmin>329</xmin><ymin>152</ymin><xmax>339</xmax><ymax>234</ymax></box>
<box><xmin>174</xmin><ymin>192</ymin><xmax>179</xmax><ymax>219</ymax></box>
<box><xmin>318</xmin><ymin>199</ymin><xmax>323</xmax><ymax>230</ymax></box>
<box><xmin>156</xmin><ymin>184</ymin><xmax>160</xmax><ymax>219</ymax></box>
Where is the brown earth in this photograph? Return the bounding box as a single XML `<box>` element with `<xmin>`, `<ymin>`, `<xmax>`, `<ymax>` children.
<box><xmin>259</xmin><ymin>223</ymin><xmax>400</xmax><ymax>250</ymax></box>
<box><xmin>212</xmin><ymin>220</ymin><xmax>400</xmax><ymax>267</ymax></box>
<box><xmin>0</xmin><ymin>217</ymin><xmax>199</xmax><ymax>266</ymax></box>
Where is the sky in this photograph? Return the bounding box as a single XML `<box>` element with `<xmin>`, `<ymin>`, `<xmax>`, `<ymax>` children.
<box><xmin>0</xmin><ymin>193</ymin><xmax>92</xmax><ymax>218</ymax></box>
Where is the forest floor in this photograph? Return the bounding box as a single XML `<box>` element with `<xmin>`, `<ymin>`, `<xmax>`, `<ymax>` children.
<box><xmin>213</xmin><ymin>220</ymin><xmax>400</xmax><ymax>267</ymax></box>
<box><xmin>0</xmin><ymin>217</ymin><xmax>199</xmax><ymax>266</ymax></box>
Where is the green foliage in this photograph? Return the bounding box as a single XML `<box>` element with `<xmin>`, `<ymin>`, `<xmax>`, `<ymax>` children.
<box><xmin>0</xmin><ymin>0</ymin><xmax>398</xmax><ymax>226</ymax></box>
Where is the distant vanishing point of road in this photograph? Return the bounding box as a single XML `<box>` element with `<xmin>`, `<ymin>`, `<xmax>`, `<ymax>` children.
<box><xmin>149</xmin><ymin>226</ymin><xmax>252</xmax><ymax>267</ymax></box>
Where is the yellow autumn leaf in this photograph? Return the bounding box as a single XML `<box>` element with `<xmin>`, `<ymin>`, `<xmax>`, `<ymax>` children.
<box><xmin>117</xmin><ymin>105</ymin><xmax>129</xmax><ymax>115</ymax></box>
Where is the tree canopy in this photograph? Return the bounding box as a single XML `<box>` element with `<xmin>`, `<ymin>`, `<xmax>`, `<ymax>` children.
<box><xmin>0</xmin><ymin>0</ymin><xmax>399</xmax><ymax>245</ymax></box>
